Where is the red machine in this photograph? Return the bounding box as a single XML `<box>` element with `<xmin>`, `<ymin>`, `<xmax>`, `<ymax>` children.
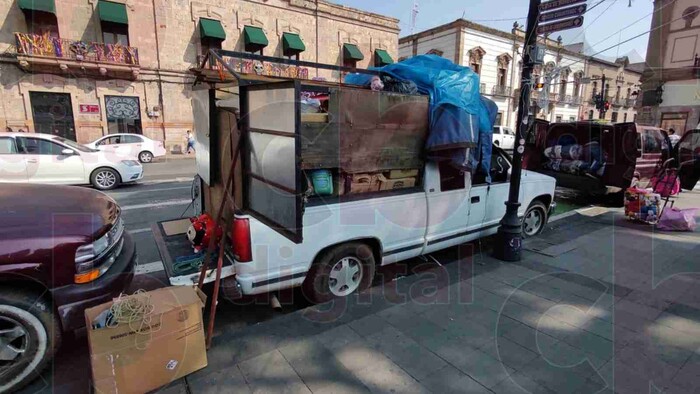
<box><xmin>187</xmin><ymin>213</ymin><xmax>223</xmax><ymax>252</ymax></box>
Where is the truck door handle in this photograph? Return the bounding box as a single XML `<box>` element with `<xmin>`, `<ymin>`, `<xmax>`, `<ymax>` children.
<box><xmin>471</xmin><ymin>196</ymin><xmax>480</xmax><ymax>203</ymax></box>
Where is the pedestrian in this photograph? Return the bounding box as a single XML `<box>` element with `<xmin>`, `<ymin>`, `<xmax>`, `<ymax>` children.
<box><xmin>5</xmin><ymin>126</ymin><xmax>12</xmax><ymax>133</ymax></box>
<box><xmin>185</xmin><ymin>130</ymin><xmax>196</xmax><ymax>154</ymax></box>
<box><xmin>668</xmin><ymin>128</ymin><xmax>680</xmax><ymax>147</ymax></box>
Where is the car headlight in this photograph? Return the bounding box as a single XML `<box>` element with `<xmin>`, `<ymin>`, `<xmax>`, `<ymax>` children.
<box><xmin>75</xmin><ymin>233</ymin><xmax>110</xmax><ymax>265</ymax></box>
<box><xmin>120</xmin><ymin>160</ymin><xmax>140</xmax><ymax>167</ymax></box>
<box><xmin>74</xmin><ymin>217</ymin><xmax>124</xmax><ymax>283</ymax></box>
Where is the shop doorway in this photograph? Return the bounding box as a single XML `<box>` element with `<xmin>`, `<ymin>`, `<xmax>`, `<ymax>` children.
<box><xmin>29</xmin><ymin>92</ymin><xmax>76</xmax><ymax>140</ymax></box>
<box><xmin>105</xmin><ymin>95</ymin><xmax>143</xmax><ymax>134</ymax></box>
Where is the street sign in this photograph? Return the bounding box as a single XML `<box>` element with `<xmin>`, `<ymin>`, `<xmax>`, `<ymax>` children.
<box><xmin>539</xmin><ymin>4</ymin><xmax>587</xmax><ymax>23</ymax></box>
<box><xmin>539</xmin><ymin>0</ymin><xmax>586</xmax><ymax>12</ymax></box>
<box><xmin>79</xmin><ymin>104</ymin><xmax>100</xmax><ymax>114</ymax></box>
<box><xmin>537</xmin><ymin>16</ymin><xmax>584</xmax><ymax>34</ymax></box>
<box><xmin>580</xmin><ymin>77</ymin><xmax>592</xmax><ymax>84</ymax></box>
<box><xmin>527</xmin><ymin>45</ymin><xmax>546</xmax><ymax>64</ymax></box>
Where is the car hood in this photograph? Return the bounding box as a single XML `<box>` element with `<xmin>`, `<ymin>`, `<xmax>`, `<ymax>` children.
<box><xmin>0</xmin><ymin>184</ymin><xmax>119</xmax><ymax>242</ymax></box>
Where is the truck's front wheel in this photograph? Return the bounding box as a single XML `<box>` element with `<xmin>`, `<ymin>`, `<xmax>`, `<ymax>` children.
<box><xmin>303</xmin><ymin>242</ymin><xmax>376</xmax><ymax>304</ymax></box>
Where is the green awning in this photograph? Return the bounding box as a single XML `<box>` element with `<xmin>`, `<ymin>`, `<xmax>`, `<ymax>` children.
<box><xmin>243</xmin><ymin>26</ymin><xmax>268</xmax><ymax>51</ymax></box>
<box><xmin>282</xmin><ymin>33</ymin><xmax>305</xmax><ymax>56</ymax></box>
<box><xmin>98</xmin><ymin>1</ymin><xmax>128</xmax><ymax>25</ymax></box>
<box><xmin>374</xmin><ymin>49</ymin><xmax>394</xmax><ymax>66</ymax></box>
<box><xmin>343</xmin><ymin>44</ymin><xmax>364</xmax><ymax>61</ymax></box>
<box><xmin>18</xmin><ymin>0</ymin><xmax>56</xmax><ymax>14</ymax></box>
<box><xmin>199</xmin><ymin>18</ymin><xmax>226</xmax><ymax>40</ymax></box>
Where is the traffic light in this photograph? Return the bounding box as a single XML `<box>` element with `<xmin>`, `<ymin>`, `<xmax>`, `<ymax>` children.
<box><xmin>594</xmin><ymin>94</ymin><xmax>604</xmax><ymax>111</ymax></box>
<box><xmin>604</xmin><ymin>101</ymin><xmax>611</xmax><ymax>111</ymax></box>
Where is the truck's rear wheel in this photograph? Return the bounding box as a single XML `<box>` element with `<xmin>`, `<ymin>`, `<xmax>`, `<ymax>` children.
<box><xmin>303</xmin><ymin>242</ymin><xmax>376</xmax><ymax>304</ymax></box>
<box><xmin>0</xmin><ymin>290</ymin><xmax>60</xmax><ymax>393</ymax></box>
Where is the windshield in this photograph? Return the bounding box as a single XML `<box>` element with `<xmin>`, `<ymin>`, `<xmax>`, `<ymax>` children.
<box><xmin>52</xmin><ymin>136</ymin><xmax>96</xmax><ymax>152</ymax></box>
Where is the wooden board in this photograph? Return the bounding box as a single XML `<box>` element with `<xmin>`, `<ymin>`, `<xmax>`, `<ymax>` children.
<box><xmin>300</xmin><ymin>88</ymin><xmax>429</xmax><ymax>173</ymax></box>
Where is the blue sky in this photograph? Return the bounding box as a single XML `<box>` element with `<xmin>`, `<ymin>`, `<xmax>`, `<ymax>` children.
<box><xmin>333</xmin><ymin>0</ymin><xmax>653</xmax><ymax>62</ymax></box>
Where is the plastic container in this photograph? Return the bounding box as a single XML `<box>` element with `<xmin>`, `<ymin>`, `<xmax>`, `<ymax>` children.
<box><xmin>311</xmin><ymin>170</ymin><xmax>333</xmax><ymax>196</ymax></box>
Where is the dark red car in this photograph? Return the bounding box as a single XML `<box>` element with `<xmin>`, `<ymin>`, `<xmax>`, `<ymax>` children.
<box><xmin>0</xmin><ymin>183</ymin><xmax>136</xmax><ymax>392</ymax></box>
<box><xmin>524</xmin><ymin>121</ymin><xmax>671</xmax><ymax>195</ymax></box>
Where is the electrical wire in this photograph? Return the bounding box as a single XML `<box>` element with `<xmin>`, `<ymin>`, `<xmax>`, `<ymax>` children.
<box><xmin>107</xmin><ymin>289</ymin><xmax>163</xmax><ymax>350</ymax></box>
<box><xmin>559</xmin><ymin>12</ymin><xmax>689</xmax><ymax>70</ymax></box>
<box><xmin>564</xmin><ymin>0</ymin><xmax>616</xmax><ymax>44</ymax></box>
<box><xmin>584</xmin><ymin>0</ymin><xmax>677</xmax><ymax>52</ymax></box>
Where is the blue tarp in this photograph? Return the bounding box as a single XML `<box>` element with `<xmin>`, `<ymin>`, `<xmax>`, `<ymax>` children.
<box><xmin>345</xmin><ymin>55</ymin><xmax>497</xmax><ymax>182</ymax></box>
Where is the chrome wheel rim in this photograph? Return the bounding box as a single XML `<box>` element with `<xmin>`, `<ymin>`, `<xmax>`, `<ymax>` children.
<box><xmin>0</xmin><ymin>316</ymin><xmax>30</xmax><ymax>381</ymax></box>
<box><xmin>139</xmin><ymin>152</ymin><xmax>152</xmax><ymax>163</ymax></box>
<box><xmin>523</xmin><ymin>208</ymin><xmax>543</xmax><ymax>236</ymax></box>
<box><xmin>329</xmin><ymin>257</ymin><xmax>363</xmax><ymax>297</ymax></box>
<box><xmin>96</xmin><ymin>170</ymin><xmax>116</xmax><ymax>188</ymax></box>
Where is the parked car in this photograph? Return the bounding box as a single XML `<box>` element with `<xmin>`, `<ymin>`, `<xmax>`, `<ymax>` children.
<box><xmin>523</xmin><ymin>121</ymin><xmax>674</xmax><ymax>197</ymax></box>
<box><xmin>675</xmin><ymin>128</ymin><xmax>700</xmax><ymax>190</ymax></box>
<box><xmin>84</xmin><ymin>133</ymin><xmax>167</xmax><ymax>163</ymax></box>
<box><xmin>492</xmin><ymin>125</ymin><xmax>516</xmax><ymax>150</ymax></box>
<box><xmin>0</xmin><ymin>132</ymin><xmax>143</xmax><ymax>190</ymax></box>
<box><xmin>155</xmin><ymin>146</ymin><xmax>557</xmax><ymax>302</ymax></box>
<box><xmin>0</xmin><ymin>183</ymin><xmax>136</xmax><ymax>392</ymax></box>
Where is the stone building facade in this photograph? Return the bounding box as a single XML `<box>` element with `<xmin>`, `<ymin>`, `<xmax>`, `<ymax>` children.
<box><xmin>399</xmin><ymin>19</ymin><xmax>588</xmax><ymax>131</ymax></box>
<box><xmin>0</xmin><ymin>0</ymin><xmax>399</xmax><ymax>151</ymax></box>
<box><xmin>638</xmin><ymin>0</ymin><xmax>700</xmax><ymax>132</ymax></box>
<box><xmin>579</xmin><ymin>56</ymin><xmax>643</xmax><ymax>124</ymax></box>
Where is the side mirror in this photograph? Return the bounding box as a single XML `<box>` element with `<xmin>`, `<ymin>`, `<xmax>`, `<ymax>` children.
<box><xmin>61</xmin><ymin>148</ymin><xmax>74</xmax><ymax>156</ymax></box>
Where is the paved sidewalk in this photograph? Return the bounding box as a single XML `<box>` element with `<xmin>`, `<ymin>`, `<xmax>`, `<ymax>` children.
<box><xmin>171</xmin><ymin>192</ymin><xmax>700</xmax><ymax>394</ymax></box>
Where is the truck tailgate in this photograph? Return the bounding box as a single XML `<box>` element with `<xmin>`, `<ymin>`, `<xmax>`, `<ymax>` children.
<box><xmin>152</xmin><ymin>218</ymin><xmax>235</xmax><ymax>286</ymax></box>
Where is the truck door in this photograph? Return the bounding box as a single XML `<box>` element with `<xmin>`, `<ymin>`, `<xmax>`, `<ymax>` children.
<box><xmin>243</xmin><ymin>81</ymin><xmax>304</xmax><ymax>243</ymax></box>
<box><xmin>423</xmin><ymin>161</ymin><xmax>471</xmax><ymax>254</ymax></box>
<box><xmin>675</xmin><ymin>129</ymin><xmax>700</xmax><ymax>190</ymax></box>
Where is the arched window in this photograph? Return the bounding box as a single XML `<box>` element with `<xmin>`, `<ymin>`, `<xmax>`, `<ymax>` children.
<box><xmin>496</xmin><ymin>53</ymin><xmax>512</xmax><ymax>87</ymax></box>
<box><xmin>682</xmin><ymin>6</ymin><xmax>700</xmax><ymax>28</ymax></box>
<box><xmin>572</xmin><ymin>71</ymin><xmax>584</xmax><ymax>97</ymax></box>
<box><xmin>559</xmin><ymin>67</ymin><xmax>571</xmax><ymax>97</ymax></box>
<box><xmin>468</xmin><ymin>46</ymin><xmax>485</xmax><ymax>75</ymax></box>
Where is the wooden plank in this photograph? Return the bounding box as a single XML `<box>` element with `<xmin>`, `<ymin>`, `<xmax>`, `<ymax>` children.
<box><xmin>301</xmin><ymin>88</ymin><xmax>429</xmax><ymax>173</ymax></box>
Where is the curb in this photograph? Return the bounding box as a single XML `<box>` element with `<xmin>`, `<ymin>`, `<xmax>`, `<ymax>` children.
<box><xmin>548</xmin><ymin>206</ymin><xmax>608</xmax><ymax>223</ymax></box>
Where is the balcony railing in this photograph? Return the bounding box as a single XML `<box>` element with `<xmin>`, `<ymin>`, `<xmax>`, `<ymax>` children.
<box><xmin>491</xmin><ymin>85</ymin><xmax>512</xmax><ymax>97</ymax></box>
<box><xmin>15</xmin><ymin>32</ymin><xmax>139</xmax><ymax>66</ymax></box>
<box><xmin>626</xmin><ymin>98</ymin><xmax>637</xmax><ymax>107</ymax></box>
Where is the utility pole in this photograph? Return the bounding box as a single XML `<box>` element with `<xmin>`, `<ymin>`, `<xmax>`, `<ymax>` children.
<box><xmin>599</xmin><ymin>74</ymin><xmax>607</xmax><ymax>119</ymax></box>
<box><xmin>493</xmin><ymin>0</ymin><xmax>541</xmax><ymax>261</ymax></box>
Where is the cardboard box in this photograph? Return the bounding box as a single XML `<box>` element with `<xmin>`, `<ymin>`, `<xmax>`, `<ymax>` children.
<box><xmin>388</xmin><ymin>169</ymin><xmax>419</xmax><ymax>179</ymax></box>
<box><xmin>85</xmin><ymin>286</ymin><xmax>208</xmax><ymax>394</ymax></box>
<box><xmin>338</xmin><ymin>173</ymin><xmax>381</xmax><ymax>195</ymax></box>
<box><xmin>377</xmin><ymin>174</ymin><xmax>416</xmax><ymax>191</ymax></box>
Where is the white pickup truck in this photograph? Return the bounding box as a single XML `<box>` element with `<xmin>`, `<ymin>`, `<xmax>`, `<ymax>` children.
<box><xmin>230</xmin><ymin>149</ymin><xmax>555</xmax><ymax>303</ymax></box>
<box><xmin>155</xmin><ymin>80</ymin><xmax>556</xmax><ymax>304</ymax></box>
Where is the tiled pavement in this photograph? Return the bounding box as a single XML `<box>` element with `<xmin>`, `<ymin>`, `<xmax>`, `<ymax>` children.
<box><xmin>172</xmin><ymin>192</ymin><xmax>700</xmax><ymax>394</ymax></box>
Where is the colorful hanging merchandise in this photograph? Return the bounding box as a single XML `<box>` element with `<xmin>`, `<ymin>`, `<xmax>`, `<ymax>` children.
<box><xmin>624</xmin><ymin>187</ymin><xmax>661</xmax><ymax>224</ymax></box>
